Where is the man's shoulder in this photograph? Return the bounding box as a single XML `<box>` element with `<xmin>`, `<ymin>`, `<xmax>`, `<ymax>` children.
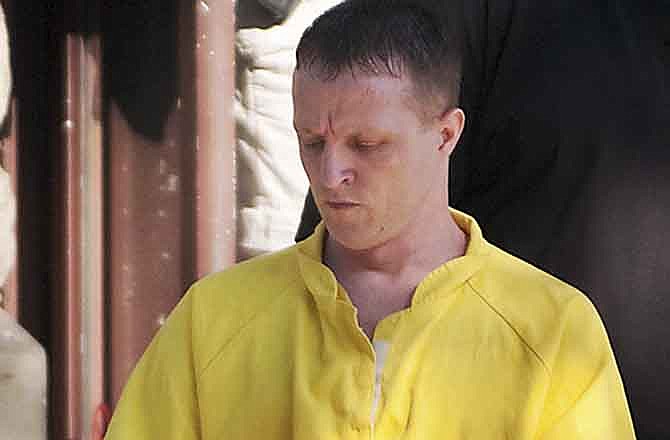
<box><xmin>469</xmin><ymin>243</ymin><xmax>599</xmax><ymax>364</ymax></box>
<box><xmin>199</xmin><ymin>244</ymin><xmax>300</xmax><ymax>287</ymax></box>
<box><xmin>473</xmin><ymin>243</ymin><xmax>582</xmax><ymax>308</ymax></box>
<box><xmin>187</xmin><ymin>245</ymin><xmax>305</xmax><ymax>327</ymax></box>
<box><xmin>181</xmin><ymin>245</ymin><xmax>307</xmax><ymax>368</ymax></box>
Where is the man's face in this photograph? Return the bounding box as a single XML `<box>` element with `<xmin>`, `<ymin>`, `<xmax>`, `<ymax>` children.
<box><xmin>293</xmin><ymin>69</ymin><xmax>454</xmax><ymax>251</ymax></box>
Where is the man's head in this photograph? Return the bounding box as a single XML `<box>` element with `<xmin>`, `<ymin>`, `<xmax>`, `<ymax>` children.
<box><xmin>295</xmin><ymin>0</ymin><xmax>462</xmax><ymax>119</ymax></box>
<box><xmin>292</xmin><ymin>0</ymin><xmax>465</xmax><ymax>251</ymax></box>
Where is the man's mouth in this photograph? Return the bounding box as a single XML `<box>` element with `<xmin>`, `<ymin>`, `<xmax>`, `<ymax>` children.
<box><xmin>326</xmin><ymin>200</ymin><xmax>360</xmax><ymax>209</ymax></box>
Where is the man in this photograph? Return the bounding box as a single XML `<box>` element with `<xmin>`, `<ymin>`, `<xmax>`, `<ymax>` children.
<box><xmin>105</xmin><ymin>1</ymin><xmax>636</xmax><ymax>438</ymax></box>
<box><xmin>295</xmin><ymin>1</ymin><xmax>669</xmax><ymax>436</ymax></box>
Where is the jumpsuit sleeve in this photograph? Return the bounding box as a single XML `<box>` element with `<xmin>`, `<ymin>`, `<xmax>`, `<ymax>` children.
<box><xmin>104</xmin><ymin>288</ymin><xmax>202</xmax><ymax>440</ymax></box>
<box><xmin>535</xmin><ymin>294</ymin><xmax>636</xmax><ymax>439</ymax></box>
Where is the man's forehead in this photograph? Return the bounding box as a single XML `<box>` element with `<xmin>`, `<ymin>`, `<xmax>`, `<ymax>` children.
<box><xmin>294</xmin><ymin>65</ymin><xmax>411</xmax><ymax>87</ymax></box>
<box><xmin>293</xmin><ymin>68</ymin><xmax>432</xmax><ymax>129</ymax></box>
<box><xmin>293</xmin><ymin>68</ymin><xmax>418</xmax><ymax>107</ymax></box>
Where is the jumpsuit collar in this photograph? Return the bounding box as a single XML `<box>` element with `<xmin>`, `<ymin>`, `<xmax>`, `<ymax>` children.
<box><xmin>296</xmin><ymin>208</ymin><xmax>491</xmax><ymax>306</ymax></box>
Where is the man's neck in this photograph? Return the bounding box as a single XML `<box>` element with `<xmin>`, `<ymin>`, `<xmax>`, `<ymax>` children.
<box><xmin>324</xmin><ymin>210</ymin><xmax>466</xmax><ymax>277</ymax></box>
<box><xmin>323</xmin><ymin>209</ymin><xmax>467</xmax><ymax>332</ymax></box>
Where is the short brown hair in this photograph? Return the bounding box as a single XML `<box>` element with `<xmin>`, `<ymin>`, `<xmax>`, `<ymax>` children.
<box><xmin>295</xmin><ymin>0</ymin><xmax>462</xmax><ymax>113</ymax></box>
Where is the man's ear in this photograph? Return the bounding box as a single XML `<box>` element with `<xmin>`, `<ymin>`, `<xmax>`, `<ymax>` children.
<box><xmin>438</xmin><ymin>107</ymin><xmax>465</xmax><ymax>155</ymax></box>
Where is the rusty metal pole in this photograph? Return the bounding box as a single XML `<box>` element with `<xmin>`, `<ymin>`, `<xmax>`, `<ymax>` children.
<box><xmin>80</xmin><ymin>31</ymin><xmax>105</xmax><ymax>440</ymax></box>
<box><xmin>193</xmin><ymin>0</ymin><xmax>236</xmax><ymax>276</ymax></box>
<box><xmin>107</xmin><ymin>1</ymin><xmax>196</xmax><ymax>406</ymax></box>
<box><xmin>2</xmin><ymin>1</ymin><xmax>107</xmax><ymax>438</ymax></box>
<box><xmin>106</xmin><ymin>0</ymin><xmax>237</xmax><ymax>413</ymax></box>
<box><xmin>106</xmin><ymin>103</ymin><xmax>191</xmax><ymax>406</ymax></box>
<box><xmin>57</xmin><ymin>8</ymin><xmax>106</xmax><ymax>439</ymax></box>
<box><xmin>54</xmin><ymin>32</ymin><xmax>84</xmax><ymax>440</ymax></box>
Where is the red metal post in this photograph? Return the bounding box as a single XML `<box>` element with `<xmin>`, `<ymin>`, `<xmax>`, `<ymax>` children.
<box><xmin>108</xmin><ymin>0</ymin><xmax>237</xmax><ymax>406</ymax></box>
<box><xmin>192</xmin><ymin>0</ymin><xmax>237</xmax><ymax>276</ymax></box>
<box><xmin>53</xmin><ymin>32</ymin><xmax>84</xmax><ymax>440</ymax></box>
<box><xmin>80</xmin><ymin>31</ymin><xmax>106</xmax><ymax>440</ymax></box>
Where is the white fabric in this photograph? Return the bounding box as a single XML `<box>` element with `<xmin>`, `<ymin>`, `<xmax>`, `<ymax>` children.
<box><xmin>0</xmin><ymin>167</ymin><xmax>14</xmax><ymax>286</ymax></box>
<box><xmin>0</xmin><ymin>4</ymin><xmax>12</xmax><ymax>284</ymax></box>
<box><xmin>235</xmin><ymin>0</ymin><xmax>341</xmax><ymax>260</ymax></box>
<box><xmin>0</xmin><ymin>6</ymin><xmax>9</xmax><ymax>122</ymax></box>
<box><xmin>0</xmin><ymin>6</ymin><xmax>47</xmax><ymax>440</ymax></box>
<box><xmin>371</xmin><ymin>340</ymin><xmax>390</xmax><ymax>424</ymax></box>
<box><xmin>0</xmin><ymin>310</ymin><xmax>47</xmax><ymax>440</ymax></box>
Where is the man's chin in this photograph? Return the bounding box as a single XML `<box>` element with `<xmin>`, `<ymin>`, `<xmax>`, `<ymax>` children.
<box><xmin>324</xmin><ymin>222</ymin><xmax>381</xmax><ymax>251</ymax></box>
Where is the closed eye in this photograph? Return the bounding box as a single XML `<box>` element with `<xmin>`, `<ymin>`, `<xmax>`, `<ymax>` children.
<box><xmin>355</xmin><ymin>141</ymin><xmax>384</xmax><ymax>152</ymax></box>
<box><xmin>301</xmin><ymin>139</ymin><xmax>325</xmax><ymax>150</ymax></box>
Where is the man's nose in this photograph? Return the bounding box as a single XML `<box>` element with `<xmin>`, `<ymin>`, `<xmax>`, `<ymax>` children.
<box><xmin>320</xmin><ymin>143</ymin><xmax>355</xmax><ymax>189</ymax></box>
